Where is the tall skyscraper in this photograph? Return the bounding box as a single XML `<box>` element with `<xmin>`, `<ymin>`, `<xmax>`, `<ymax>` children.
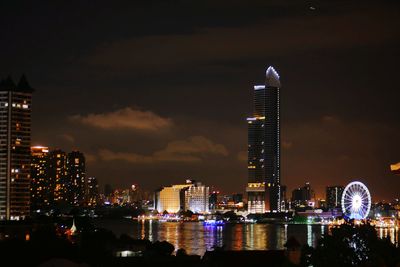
<box><xmin>0</xmin><ymin>75</ymin><xmax>33</xmax><ymax>220</ymax></box>
<box><xmin>68</xmin><ymin>151</ymin><xmax>86</xmax><ymax>206</ymax></box>
<box><xmin>246</xmin><ymin>67</ymin><xmax>281</xmax><ymax>213</ymax></box>
<box><xmin>30</xmin><ymin>146</ymin><xmax>51</xmax><ymax>211</ymax></box>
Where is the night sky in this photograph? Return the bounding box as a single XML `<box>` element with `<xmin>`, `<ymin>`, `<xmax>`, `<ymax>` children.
<box><xmin>1</xmin><ymin>0</ymin><xmax>399</xmax><ymax>200</ymax></box>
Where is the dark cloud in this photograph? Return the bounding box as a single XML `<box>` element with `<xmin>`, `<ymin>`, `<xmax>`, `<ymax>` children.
<box><xmin>0</xmin><ymin>0</ymin><xmax>399</xmax><ymax>199</ymax></box>
<box><xmin>84</xmin><ymin>5</ymin><xmax>399</xmax><ymax>74</ymax></box>
<box><xmin>97</xmin><ymin>135</ymin><xmax>228</xmax><ymax>164</ymax></box>
<box><xmin>58</xmin><ymin>134</ymin><xmax>75</xmax><ymax>144</ymax></box>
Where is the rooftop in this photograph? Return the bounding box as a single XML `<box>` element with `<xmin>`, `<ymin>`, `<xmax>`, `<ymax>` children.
<box><xmin>265</xmin><ymin>66</ymin><xmax>281</xmax><ymax>88</ymax></box>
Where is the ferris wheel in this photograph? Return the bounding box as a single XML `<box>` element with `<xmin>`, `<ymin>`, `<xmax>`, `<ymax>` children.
<box><xmin>341</xmin><ymin>181</ymin><xmax>371</xmax><ymax>220</ymax></box>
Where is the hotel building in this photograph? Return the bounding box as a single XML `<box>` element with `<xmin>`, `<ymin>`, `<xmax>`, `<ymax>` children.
<box><xmin>155</xmin><ymin>180</ymin><xmax>209</xmax><ymax>214</ymax></box>
<box><xmin>247</xmin><ymin>67</ymin><xmax>281</xmax><ymax>213</ymax></box>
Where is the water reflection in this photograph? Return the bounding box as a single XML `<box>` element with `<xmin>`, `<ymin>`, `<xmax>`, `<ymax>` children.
<box><xmin>379</xmin><ymin>227</ymin><xmax>399</xmax><ymax>246</ymax></box>
<box><xmin>95</xmin><ymin>219</ymin><xmax>400</xmax><ymax>256</ymax></box>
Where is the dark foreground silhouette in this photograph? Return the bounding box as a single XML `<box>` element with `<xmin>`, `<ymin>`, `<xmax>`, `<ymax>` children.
<box><xmin>0</xmin><ymin>219</ymin><xmax>398</xmax><ymax>267</ymax></box>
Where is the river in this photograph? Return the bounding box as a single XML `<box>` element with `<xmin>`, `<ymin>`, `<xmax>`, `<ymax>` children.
<box><xmin>93</xmin><ymin>219</ymin><xmax>399</xmax><ymax>256</ymax></box>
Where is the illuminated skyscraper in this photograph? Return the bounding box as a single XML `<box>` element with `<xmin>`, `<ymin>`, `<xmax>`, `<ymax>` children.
<box><xmin>30</xmin><ymin>146</ymin><xmax>51</xmax><ymax>210</ymax></box>
<box><xmin>0</xmin><ymin>75</ymin><xmax>33</xmax><ymax>220</ymax></box>
<box><xmin>68</xmin><ymin>151</ymin><xmax>86</xmax><ymax>206</ymax></box>
<box><xmin>247</xmin><ymin>67</ymin><xmax>281</xmax><ymax>213</ymax></box>
<box><xmin>49</xmin><ymin>149</ymin><xmax>68</xmax><ymax>203</ymax></box>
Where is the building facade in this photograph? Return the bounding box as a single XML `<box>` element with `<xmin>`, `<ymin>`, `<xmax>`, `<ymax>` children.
<box><xmin>326</xmin><ymin>186</ymin><xmax>344</xmax><ymax>210</ymax></box>
<box><xmin>86</xmin><ymin>176</ymin><xmax>99</xmax><ymax>206</ymax></box>
<box><xmin>155</xmin><ymin>180</ymin><xmax>210</xmax><ymax>214</ymax></box>
<box><xmin>184</xmin><ymin>181</ymin><xmax>209</xmax><ymax>214</ymax></box>
<box><xmin>291</xmin><ymin>182</ymin><xmax>315</xmax><ymax>208</ymax></box>
<box><xmin>30</xmin><ymin>146</ymin><xmax>51</xmax><ymax>210</ymax></box>
<box><xmin>68</xmin><ymin>151</ymin><xmax>86</xmax><ymax>206</ymax></box>
<box><xmin>0</xmin><ymin>75</ymin><xmax>33</xmax><ymax>220</ymax></box>
<box><xmin>49</xmin><ymin>149</ymin><xmax>69</xmax><ymax>203</ymax></box>
<box><xmin>247</xmin><ymin>67</ymin><xmax>281</xmax><ymax>213</ymax></box>
<box><xmin>209</xmin><ymin>191</ymin><xmax>219</xmax><ymax>211</ymax></box>
<box><xmin>155</xmin><ymin>184</ymin><xmax>190</xmax><ymax>213</ymax></box>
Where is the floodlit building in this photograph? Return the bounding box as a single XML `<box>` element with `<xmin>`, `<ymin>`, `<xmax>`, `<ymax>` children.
<box><xmin>185</xmin><ymin>181</ymin><xmax>209</xmax><ymax>213</ymax></box>
<box><xmin>247</xmin><ymin>183</ymin><xmax>266</xmax><ymax>213</ymax></box>
<box><xmin>390</xmin><ymin>162</ymin><xmax>400</xmax><ymax>175</ymax></box>
<box><xmin>247</xmin><ymin>67</ymin><xmax>281</xmax><ymax>213</ymax></box>
<box><xmin>0</xmin><ymin>75</ymin><xmax>33</xmax><ymax>220</ymax></box>
<box><xmin>155</xmin><ymin>180</ymin><xmax>210</xmax><ymax>214</ymax></box>
<box><xmin>155</xmin><ymin>184</ymin><xmax>190</xmax><ymax>213</ymax></box>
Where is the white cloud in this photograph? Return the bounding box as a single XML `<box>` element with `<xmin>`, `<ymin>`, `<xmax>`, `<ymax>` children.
<box><xmin>70</xmin><ymin>107</ymin><xmax>172</xmax><ymax>131</ymax></box>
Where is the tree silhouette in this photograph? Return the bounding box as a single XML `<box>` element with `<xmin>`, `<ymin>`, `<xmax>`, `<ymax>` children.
<box><xmin>306</xmin><ymin>222</ymin><xmax>400</xmax><ymax>267</ymax></box>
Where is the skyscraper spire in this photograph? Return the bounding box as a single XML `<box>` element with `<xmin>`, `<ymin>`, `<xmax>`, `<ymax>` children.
<box><xmin>265</xmin><ymin>66</ymin><xmax>281</xmax><ymax>88</ymax></box>
<box><xmin>17</xmin><ymin>74</ymin><xmax>34</xmax><ymax>92</ymax></box>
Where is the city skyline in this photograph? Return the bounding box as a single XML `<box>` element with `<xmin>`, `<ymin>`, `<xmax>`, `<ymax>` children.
<box><xmin>1</xmin><ymin>0</ymin><xmax>399</xmax><ymax>200</ymax></box>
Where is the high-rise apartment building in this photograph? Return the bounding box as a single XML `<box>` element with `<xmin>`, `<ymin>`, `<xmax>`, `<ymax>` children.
<box><xmin>68</xmin><ymin>151</ymin><xmax>86</xmax><ymax>206</ymax></box>
<box><xmin>86</xmin><ymin>176</ymin><xmax>99</xmax><ymax>206</ymax></box>
<box><xmin>326</xmin><ymin>186</ymin><xmax>344</xmax><ymax>210</ymax></box>
<box><xmin>247</xmin><ymin>67</ymin><xmax>281</xmax><ymax>213</ymax></box>
<box><xmin>30</xmin><ymin>146</ymin><xmax>50</xmax><ymax>210</ymax></box>
<box><xmin>0</xmin><ymin>75</ymin><xmax>33</xmax><ymax>220</ymax></box>
<box><xmin>49</xmin><ymin>149</ymin><xmax>68</xmax><ymax>203</ymax></box>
